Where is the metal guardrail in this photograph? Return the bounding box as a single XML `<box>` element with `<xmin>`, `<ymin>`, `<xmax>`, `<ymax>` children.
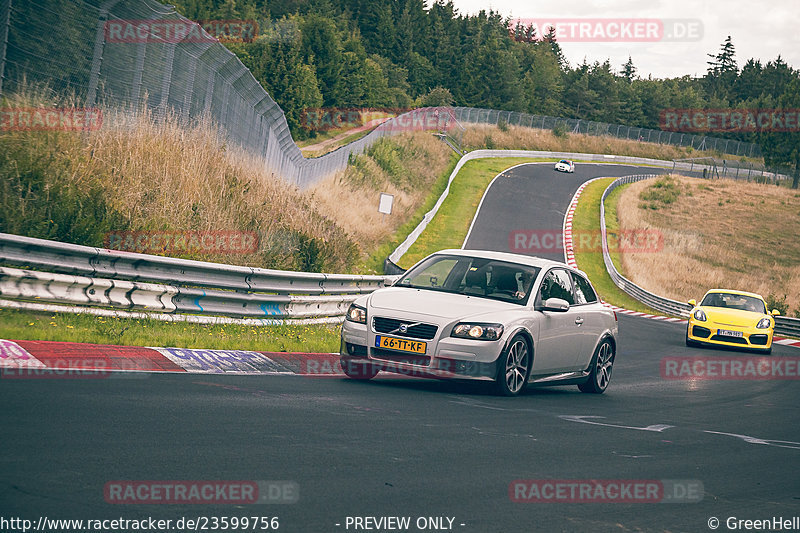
<box><xmin>0</xmin><ymin>233</ymin><xmax>395</xmax><ymax>323</ymax></box>
<box><xmin>775</xmin><ymin>317</ymin><xmax>800</xmax><ymax>338</ymax></box>
<box><xmin>599</xmin><ymin>176</ymin><xmax>800</xmax><ymax>337</ymax></box>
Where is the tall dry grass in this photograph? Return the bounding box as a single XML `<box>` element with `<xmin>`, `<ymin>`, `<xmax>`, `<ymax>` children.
<box><xmin>87</xmin><ymin>108</ymin><xmax>361</xmax><ymax>271</ymax></box>
<box><xmin>0</xmin><ymin>84</ymin><xmax>355</xmax><ymax>271</ymax></box>
<box><xmin>463</xmin><ymin>124</ymin><xmax>739</xmax><ymax>162</ymax></box>
<box><xmin>615</xmin><ymin>175</ymin><xmax>800</xmax><ymax>315</ymax></box>
<box><xmin>303</xmin><ymin>132</ymin><xmax>452</xmax><ymax>255</ymax></box>
<box><xmin>1</xmin><ymin>83</ymin><xmax>454</xmax><ymax>273</ymax></box>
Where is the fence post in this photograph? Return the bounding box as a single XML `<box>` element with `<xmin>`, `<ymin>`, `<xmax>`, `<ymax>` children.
<box><xmin>130</xmin><ymin>41</ymin><xmax>147</xmax><ymax>109</ymax></box>
<box><xmin>157</xmin><ymin>41</ymin><xmax>176</xmax><ymax>121</ymax></box>
<box><xmin>0</xmin><ymin>0</ymin><xmax>11</xmax><ymax>98</ymax></box>
<box><xmin>86</xmin><ymin>0</ymin><xmax>121</xmax><ymax>109</ymax></box>
<box><xmin>182</xmin><ymin>48</ymin><xmax>201</xmax><ymax>117</ymax></box>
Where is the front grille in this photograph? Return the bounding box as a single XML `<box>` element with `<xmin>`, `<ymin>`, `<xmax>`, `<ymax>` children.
<box><xmin>710</xmin><ymin>334</ymin><xmax>747</xmax><ymax>345</ymax></box>
<box><xmin>692</xmin><ymin>326</ymin><xmax>711</xmax><ymax>338</ymax></box>
<box><xmin>749</xmin><ymin>334</ymin><xmax>769</xmax><ymax>346</ymax></box>
<box><xmin>373</xmin><ymin>317</ymin><xmax>438</xmax><ymax>340</ymax></box>
<box><xmin>371</xmin><ymin>348</ymin><xmax>431</xmax><ymax>366</ymax></box>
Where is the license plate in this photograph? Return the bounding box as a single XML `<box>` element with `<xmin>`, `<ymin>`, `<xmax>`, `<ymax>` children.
<box><xmin>717</xmin><ymin>329</ymin><xmax>743</xmax><ymax>338</ymax></box>
<box><xmin>375</xmin><ymin>335</ymin><xmax>427</xmax><ymax>354</ymax></box>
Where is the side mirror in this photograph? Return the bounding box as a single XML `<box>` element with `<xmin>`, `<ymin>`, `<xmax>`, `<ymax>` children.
<box><xmin>688</xmin><ymin>299</ymin><xmax>696</xmax><ymax>307</ymax></box>
<box><xmin>771</xmin><ymin>309</ymin><xmax>780</xmax><ymax>316</ymax></box>
<box><xmin>542</xmin><ymin>297</ymin><xmax>570</xmax><ymax>312</ymax></box>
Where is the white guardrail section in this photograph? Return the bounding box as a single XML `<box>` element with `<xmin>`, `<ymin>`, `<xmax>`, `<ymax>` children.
<box><xmin>598</xmin><ymin>175</ymin><xmax>800</xmax><ymax>337</ymax></box>
<box><xmin>0</xmin><ymin>233</ymin><xmax>396</xmax><ymax>325</ymax></box>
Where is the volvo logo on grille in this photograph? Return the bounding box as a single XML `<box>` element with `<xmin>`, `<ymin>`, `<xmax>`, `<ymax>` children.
<box><xmin>399</xmin><ymin>324</ymin><xmax>409</xmax><ymax>333</ymax></box>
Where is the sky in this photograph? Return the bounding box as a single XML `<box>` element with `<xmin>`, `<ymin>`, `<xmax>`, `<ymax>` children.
<box><xmin>449</xmin><ymin>0</ymin><xmax>800</xmax><ymax>79</ymax></box>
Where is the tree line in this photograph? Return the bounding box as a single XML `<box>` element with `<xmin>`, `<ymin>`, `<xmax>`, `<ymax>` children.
<box><xmin>171</xmin><ymin>0</ymin><xmax>800</xmax><ymax>184</ymax></box>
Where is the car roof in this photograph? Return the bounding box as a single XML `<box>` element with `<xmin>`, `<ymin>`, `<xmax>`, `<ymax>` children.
<box><xmin>702</xmin><ymin>289</ymin><xmax>765</xmax><ymax>301</ymax></box>
<box><xmin>432</xmin><ymin>249</ymin><xmax>578</xmax><ymax>272</ymax></box>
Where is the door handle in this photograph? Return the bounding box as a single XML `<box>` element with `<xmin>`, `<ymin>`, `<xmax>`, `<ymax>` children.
<box><xmin>575</xmin><ymin>317</ymin><xmax>584</xmax><ymax>325</ymax></box>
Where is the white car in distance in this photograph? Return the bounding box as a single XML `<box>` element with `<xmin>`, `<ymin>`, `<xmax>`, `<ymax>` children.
<box><xmin>340</xmin><ymin>250</ymin><xmax>618</xmax><ymax>396</ymax></box>
<box><xmin>554</xmin><ymin>159</ymin><xmax>575</xmax><ymax>173</ymax></box>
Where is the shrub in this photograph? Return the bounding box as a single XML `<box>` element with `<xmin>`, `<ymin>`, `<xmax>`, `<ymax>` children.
<box><xmin>639</xmin><ymin>176</ymin><xmax>681</xmax><ymax>206</ymax></box>
<box><xmin>765</xmin><ymin>293</ymin><xmax>788</xmax><ymax>315</ymax></box>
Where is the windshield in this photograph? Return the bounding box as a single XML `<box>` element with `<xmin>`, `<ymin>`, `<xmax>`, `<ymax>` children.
<box><xmin>397</xmin><ymin>254</ymin><xmax>540</xmax><ymax>305</ymax></box>
<box><xmin>559</xmin><ymin>160</ymin><xmax>571</xmax><ymax>164</ymax></box>
<box><xmin>700</xmin><ymin>292</ymin><xmax>767</xmax><ymax>313</ymax></box>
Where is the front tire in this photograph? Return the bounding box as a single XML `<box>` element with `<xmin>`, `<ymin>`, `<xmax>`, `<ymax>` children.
<box><xmin>341</xmin><ymin>358</ymin><xmax>379</xmax><ymax>380</ymax></box>
<box><xmin>578</xmin><ymin>339</ymin><xmax>614</xmax><ymax>394</ymax></box>
<box><xmin>685</xmin><ymin>328</ymin><xmax>700</xmax><ymax>348</ymax></box>
<box><xmin>494</xmin><ymin>335</ymin><xmax>531</xmax><ymax>396</ymax></box>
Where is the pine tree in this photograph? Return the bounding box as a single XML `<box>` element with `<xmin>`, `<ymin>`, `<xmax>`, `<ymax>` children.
<box><xmin>705</xmin><ymin>36</ymin><xmax>738</xmax><ymax>100</ymax></box>
<box><xmin>707</xmin><ymin>35</ymin><xmax>737</xmax><ymax>75</ymax></box>
<box><xmin>621</xmin><ymin>56</ymin><xmax>637</xmax><ymax>83</ymax></box>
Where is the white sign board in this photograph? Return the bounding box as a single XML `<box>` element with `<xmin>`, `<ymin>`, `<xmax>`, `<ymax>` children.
<box><xmin>378</xmin><ymin>193</ymin><xmax>394</xmax><ymax>215</ymax></box>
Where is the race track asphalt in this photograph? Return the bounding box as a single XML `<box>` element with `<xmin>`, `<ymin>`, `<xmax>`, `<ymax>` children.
<box><xmin>2</xmin><ymin>163</ymin><xmax>798</xmax><ymax>533</ymax></box>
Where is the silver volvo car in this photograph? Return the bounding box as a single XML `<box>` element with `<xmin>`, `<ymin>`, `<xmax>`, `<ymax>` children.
<box><xmin>340</xmin><ymin>249</ymin><xmax>618</xmax><ymax>396</ymax></box>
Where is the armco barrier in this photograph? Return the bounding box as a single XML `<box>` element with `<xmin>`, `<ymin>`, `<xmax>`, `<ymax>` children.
<box><xmin>597</xmin><ymin>175</ymin><xmax>800</xmax><ymax>336</ymax></box>
<box><xmin>599</xmin><ymin>175</ymin><xmax>693</xmax><ymax>318</ymax></box>
<box><xmin>0</xmin><ymin>233</ymin><xmax>395</xmax><ymax>323</ymax></box>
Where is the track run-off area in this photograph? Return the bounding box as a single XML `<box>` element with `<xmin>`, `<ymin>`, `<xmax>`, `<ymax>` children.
<box><xmin>2</xmin><ymin>163</ymin><xmax>799</xmax><ymax>532</ymax></box>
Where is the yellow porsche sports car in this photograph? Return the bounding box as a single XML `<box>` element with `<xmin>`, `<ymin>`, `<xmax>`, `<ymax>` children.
<box><xmin>686</xmin><ymin>290</ymin><xmax>780</xmax><ymax>354</ymax></box>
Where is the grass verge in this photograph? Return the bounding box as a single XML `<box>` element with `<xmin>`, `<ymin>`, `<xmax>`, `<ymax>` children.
<box><xmin>616</xmin><ymin>175</ymin><xmax>800</xmax><ymax>316</ymax></box>
<box><xmin>357</xmin><ymin>153</ymin><xmax>460</xmax><ymax>273</ymax></box>
<box><xmin>397</xmin><ymin>158</ymin><xmax>553</xmax><ymax>268</ymax></box>
<box><xmin>571</xmin><ymin>178</ymin><xmax>663</xmax><ymax>314</ymax></box>
<box><xmin>0</xmin><ymin>307</ymin><xmax>341</xmax><ymax>353</ymax></box>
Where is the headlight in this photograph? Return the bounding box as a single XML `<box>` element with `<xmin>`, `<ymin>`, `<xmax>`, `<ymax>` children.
<box><xmin>345</xmin><ymin>304</ymin><xmax>366</xmax><ymax>324</ymax></box>
<box><xmin>756</xmin><ymin>317</ymin><xmax>771</xmax><ymax>329</ymax></box>
<box><xmin>452</xmin><ymin>323</ymin><xmax>504</xmax><ymax>341</ymax></box>
<box><xmin>693</xmin><ymin>309</ymin><xmax>707</xmax><ymax>321</ymax></box>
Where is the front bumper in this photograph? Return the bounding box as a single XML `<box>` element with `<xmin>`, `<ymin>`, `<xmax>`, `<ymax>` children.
<box><xmin>687</xmin><ymin>319</ymin><xmax>773</xmax><ymax>350</ymax></box>
<box><xmin>340</xmin><ymin>319</ymin><xmax>502</xmax><ymax>381</ymax></box>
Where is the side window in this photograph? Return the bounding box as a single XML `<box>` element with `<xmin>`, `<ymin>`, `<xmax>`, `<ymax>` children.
<box><xmin>539</xmin><ymin>269</ymin><xmax>574</xmax><ymax>305</ymax></box>
<box><xmin>572</xmin><ymin>272</ymin><xmax>598</xmax><ymax>304</ymax></box>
